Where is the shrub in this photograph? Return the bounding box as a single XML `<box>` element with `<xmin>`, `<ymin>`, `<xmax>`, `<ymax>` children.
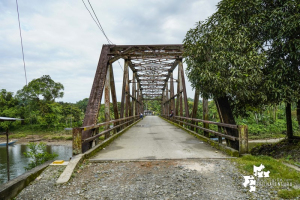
<box><xmin>23</xmin><ymin>142</ymin><xmax>58</xmax><ymax>170</ymax></box>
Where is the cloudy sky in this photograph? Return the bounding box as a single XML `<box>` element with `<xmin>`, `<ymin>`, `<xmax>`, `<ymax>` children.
<box><xmin>0</xmin><ymin>0</ymin><xmax>220</xmax><ymax>103</ymax></box>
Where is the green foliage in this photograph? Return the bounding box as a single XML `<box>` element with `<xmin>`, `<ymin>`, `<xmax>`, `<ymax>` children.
<box><xmin>0</xmin><ymin>75</ymin><xmax>85</xmax><ymax>132</ymax></box>
<box><xmin>0</xmin><ymin>89</ymin><xmax>21</xmax><ymax>129</ymax></box>
<box><xmin>76</xmin><ymin>98</ymin><xmax>89</xmax><ymax>113</ymax></box>
<box><xmin>183</xmin><ymin>0</ymin><xmax>300</xmax><ymax>117</ymax></box>
<box><xmin>16</xmin><ymin>75</ymin><xmax>64</xmax><ymax>102</ymax></box>
<box><xmin>234</xmin><ymin>155</ymin><xmax>300</xmax><ymax>184</ymax></box>
<box><xmin>278</xmin><ymin>189</ymin><xmax>300</xmax><ymax>199</ymax></box>
<box><xmin>23</xmin><ymin>142</ymin><xmax>58</xmax><ymax>170</ymax></box>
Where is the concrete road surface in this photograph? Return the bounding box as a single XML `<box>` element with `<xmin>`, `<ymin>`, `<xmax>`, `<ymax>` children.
<box><xmin>91</xmin><ymin>116</ymin><xmax>230</xmax><ymax>161</ymax></box>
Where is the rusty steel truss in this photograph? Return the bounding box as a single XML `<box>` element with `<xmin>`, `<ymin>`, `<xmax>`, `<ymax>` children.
<box><xmin>81</xmin><ymin>44</ymin><xmax>192</xmax><ymax>151</ymax></box>
<box><xmin>79</xmin><ymin>44</ymin><xmax>242</xmax><ymax>153</ymax></box>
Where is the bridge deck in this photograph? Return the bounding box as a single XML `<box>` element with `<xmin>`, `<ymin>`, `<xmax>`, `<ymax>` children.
<box><xmin>91</xmin><ymin>116</ymin><xmax>230</xmax><ymax>161</ymax></box>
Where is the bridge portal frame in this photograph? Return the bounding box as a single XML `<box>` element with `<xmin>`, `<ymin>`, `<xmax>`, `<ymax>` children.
<box><xmin>78</xmin><ymin>44</ymin><xmax>243</xmax><ymax>154</ymax></box>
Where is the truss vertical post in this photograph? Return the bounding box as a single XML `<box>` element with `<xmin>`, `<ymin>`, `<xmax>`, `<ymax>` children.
<box><xmin>166</xmin><ymin>81</ymin><xmax>169</xmax><ymax>117</ymax></box>
<box><xmin>132</xmin><ymin>72</ymin><xmax>136</xmax><ymax>120</ymax></box>
<box><xmin>178</xmin><ymin>64</ymin><xmax>183</xmax><ymax>125</ymax></box>
<box><xmin>170</xmin><ymin>73</ymin><xmax>175</xmax><ymax>113</ymax></box>
<box><xmin>104</xmin><ymin>64</ymin><xmax>111</xmax><ymax>139</ymax></box>
<box><xmin>179</xmin><ymin>59</ymin><xmax>189</xmax><ymax>118</ymax></box>
<box><xmin>161</xmin><ymin>93</ymin><xmax>164</xmax><ymax>116</ymax></box>
<box><xmin>120</xmin><ymin>59</ymin><xmax>129</xmax><ymax>119</ymax></box>
<box><xmin>175</xmin><ymin>74</ymin><xmax>180</xmax><ymax>121</ymax></box>
<box><xmin>137</xmin><ymin>82</ymin><xmax>140</xmax><ymax>115</ymax></box>
<box><xmin>110</xmin><ymin>64</ymin><xmax>119</xmax><ymax>133</ymax></box>
<box><xmin>82</xmin><ymin>45</ymin><xmax>110</xmax><ymax>152</ymax></box>
<box><xmin>163</xmin><ymin>88</ymin><xmax>167</xmax><ymax>116</ymax></box>
<box><xmin>125</xmin><ymin>63</ymin><xmax>130</xmax><ymax>120</ymax></box>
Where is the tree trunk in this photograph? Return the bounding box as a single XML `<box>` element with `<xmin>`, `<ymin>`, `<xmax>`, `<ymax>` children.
<box><xmin>297</xmin><ymin>100</ymin><xmax>300</xmax><ymax>130</ymax></box>
<box><xmin>286</xmin><ymin>103</ymin><xmax>293</xmax><ymax>140</ymax></box>
<box><xmin>215</xmin><ymin>96</ymin><xmax>239</xmax><ymax>150</ymax></box>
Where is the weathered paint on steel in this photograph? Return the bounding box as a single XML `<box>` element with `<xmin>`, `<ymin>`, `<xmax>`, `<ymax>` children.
<box><xmin>82</xmin><ymin>45</ymin><xmax>110</xmax><ymax>152</ymax></box>
<box><xmin>104</xmin><ymin>64</ymin><xmax>111</xmax><ymax>139</ymax></box>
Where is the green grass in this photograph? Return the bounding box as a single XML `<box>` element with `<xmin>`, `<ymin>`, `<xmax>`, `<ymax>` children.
<box><xmin>232</xmin><ymin>155</ymin><xmax>300</xmax><ymax>198</ymax></box>
<box><xmin>9</xmin><ymin>133</ymin><xmax>27</xmax><ymax>139</ymax></box>
<box><xmin>234</xmin><ymin>155</ymin><xmax>300</xmax><ymax>184</ymax></box>
<box><xmin>278</xmin><ymin>189</ymin><xmax>300</xmax><ymax>199</ymax></box>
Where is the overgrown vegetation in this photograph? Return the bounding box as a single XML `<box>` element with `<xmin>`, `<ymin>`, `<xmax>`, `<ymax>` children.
<box><xmin>23</xmin><ymin>142</ymin><xmax>58</xmax><ymax>170</ymax></box>
<box><xmin>183</xmin><ymin>0</ymin><xmax>300</xmax><ymax>140</ymax></box>
<box><xmin>251</xmin><ymin>139</ymin><xmax>300</xmax><ymax>166</ymax></box>
<box><xmin>233</xmin><ymin>155</ymin><xmax>300</xmax><ymax>199</ymax></box>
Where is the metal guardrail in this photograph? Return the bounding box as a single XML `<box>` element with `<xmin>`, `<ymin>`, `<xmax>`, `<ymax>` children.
<box><xmin>161</xmin><ymin>115</ymin><xmax>248</xmax><ymax>154</ymax></box>
<box><xmin>72</xmin><ymin>115</ymin><xmax>140</xmax><ymax>155</ymax></box>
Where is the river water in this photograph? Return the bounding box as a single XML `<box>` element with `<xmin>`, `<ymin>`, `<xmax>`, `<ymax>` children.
<box><xmin>0</xmin><ymin>144</ymin><xmax>72</xmax><ymax>185</ymax></box>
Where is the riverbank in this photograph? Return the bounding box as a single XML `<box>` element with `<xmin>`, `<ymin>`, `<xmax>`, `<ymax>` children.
<box><xmin>0</xmin><ymin>134</ymin><xmax>72</xmax><ymax>146</ymax></box>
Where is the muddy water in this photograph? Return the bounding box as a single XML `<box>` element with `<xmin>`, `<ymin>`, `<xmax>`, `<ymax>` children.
<box><xmin>0</xmin><ymin>144</ymin><xmax>72</xmax><ymax>185</ymax></box>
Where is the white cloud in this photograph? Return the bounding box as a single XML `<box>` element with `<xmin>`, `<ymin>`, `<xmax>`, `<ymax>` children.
<box><xmin>0</xmin><ymin>0</ymin><xmax>220</xmax><ymax>103</ymax></box>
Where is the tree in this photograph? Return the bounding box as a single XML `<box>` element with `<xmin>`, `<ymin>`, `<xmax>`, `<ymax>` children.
<box><xmin>76</xmin><ymin>98</ymin><xmax>89</xmax><ymax>113</ymax></box>
<box><xmin>183</xmin><ymin>0</ymin><xmax>300</xmax><ymax>140</ymax></box>
<box><xmin>17</xmin><ymin>75</ymin><xmax>64</xmax><ymax>103</ymax></box>
<box><xmin>0</xmin><ymin>89</ymin><xmax>21</xmax><ymax>129</ymax></box>
<box><xmin>16</xmin><ymin>75</ymin><xmax>64</xmax><ymax>126</ymax></box>
<box><xmin>23</xmin><ymin>142</ymin><xmax>58</xmax><ymax>170</ymax></box>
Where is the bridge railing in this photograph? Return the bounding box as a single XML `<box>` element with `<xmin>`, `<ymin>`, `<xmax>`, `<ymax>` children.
<box><xmin>72</xmin><ymin>115</ymin><xmax>140</xmax><ymax>155</ymax></box>
<box><xmin>161</xmin><ymin>115</ymin><xmax>248</xmax><ymax>154</ymax></box>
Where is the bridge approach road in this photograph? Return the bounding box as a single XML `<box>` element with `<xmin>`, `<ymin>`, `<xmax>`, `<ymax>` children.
<box><xmin>91</xmin><ymin>116</ymin><xmax>230</xmax><ymax>161</ymax></box>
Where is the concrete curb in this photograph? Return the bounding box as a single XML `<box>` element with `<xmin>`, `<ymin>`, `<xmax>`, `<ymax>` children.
<box><xmin>89</xmin><ymin>157</ymin><xmax>237</xmax><ymax>163</ymax></box>
<box><xmin>160</xmin><ymin>117</ymin><xmax>239</xmax><ymax>157</ymax></box>
<box><xmin>0</xmin><ymin>160</ymin><xmax>52</xmax><ymax>200</ymax></box>
<box><xmin>56</xmin><ymin>119</ymin><xmax>142</xmax><ymax>184</ymax></box>
<box><xmin>283</xmin><ymin>162</ymin><xmax>300</xmax><ymax>172</ymax></box>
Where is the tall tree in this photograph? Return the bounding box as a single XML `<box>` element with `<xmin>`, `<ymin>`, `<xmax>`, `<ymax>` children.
<box><xmin>16</xmin><ymin>75</ymin><xmax>64</xmax><ymax>103</ymax></box>
<box><xmin>183</xmin><ymin>0</ymin><xmax>300</xmax><ymax>140</ymax></box>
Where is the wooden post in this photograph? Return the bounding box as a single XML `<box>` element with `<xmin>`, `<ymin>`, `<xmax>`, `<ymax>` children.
<box><xmin>73</xmin><ymin>128</ymin><xmax>82</xmax><ymax>155</ymax></box>
<box><xmin>238</xmin><ymin>125</ymin><xmax>248</xmax><ymax>154</ymax></box>
<box><xmin>104</xmin><ymin>64</ymin><xmax>111</xmax><ymax>139</ymax></box>
<box><xmin>6</xmin><ymin>128</ymin><xmax>10</xmax><ymax>181</ymax></box>
<box><xmin>203</xmin><ymin>97</ymin><xmax>209</xmax><ymax>137</ymax></box>
<box><xmin>110</xmin><ymin>64</ymin><xmax>119</xmax><ymax>133</ymax></box>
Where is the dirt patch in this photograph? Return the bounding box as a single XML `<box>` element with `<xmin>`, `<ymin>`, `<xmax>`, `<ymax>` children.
<box><xmin>251</xmin><ymin>139</ymin><xmax>300</xmax><ymax>163</ymax></box>
<box><xmin>0</xmin><ymin>135</ymin><xmax>72</xmax><ymax>146</ymax></box>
